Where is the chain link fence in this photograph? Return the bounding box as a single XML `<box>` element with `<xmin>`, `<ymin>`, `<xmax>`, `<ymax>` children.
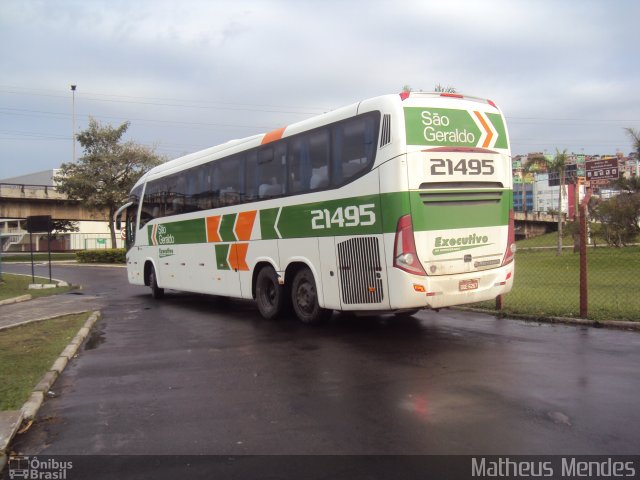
<box><xmin>472</xmin><ymin>226</ymin><xmax>640</xmax><ymax>322</ymax></box>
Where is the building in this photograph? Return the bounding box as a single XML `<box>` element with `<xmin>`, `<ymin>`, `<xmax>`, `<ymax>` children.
<box><xmin>533</xmin><ymin>173</ymin><xmax>568</xmax><ymax>214</ymax></box>
<box><xmin>0</xmin><ymin>169</ymin><xmax>122</xmax><ymax>252</ymax></box>
<box><xmin>513</xmin><ymin>183</ymin><xmax>534</xmax><ymax>212</ymax></box>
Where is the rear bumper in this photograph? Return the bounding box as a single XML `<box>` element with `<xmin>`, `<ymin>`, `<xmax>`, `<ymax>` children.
<box><xmin>386</xmin><ymin>262</ymin><xmax>514</xmax><ymax>310</ymax></box>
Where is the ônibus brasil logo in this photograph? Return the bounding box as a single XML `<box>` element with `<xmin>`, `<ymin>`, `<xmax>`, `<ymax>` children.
<box><xmin>8</xmin><ymin>455</ymin><xmax>73</xmax><ymax>479</ymax></box>
<box><xmin>433</xmin><ymin>233</ymin><xmax>491</xmax><ymax>255</ymax></box>
<box><xmin>151</xmin><ymin>224</ymin><xmax>175</xmax><ymax>246</ymax></box>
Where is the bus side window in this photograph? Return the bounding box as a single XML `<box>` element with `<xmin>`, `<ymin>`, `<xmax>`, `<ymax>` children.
<box><xmin>308</xmin><ymin>130</ymin><xmax>330</xmax><ymax>190</ymax></box>
<box><xmin>140</xmin><ymin>181</ymin><xmax>161</xmax><ymax>228</ymax></box>
<box><xmin>217</xmin><ymin>156</ymin><xmax>243</xmax><ymax>206</ymax></box>
<box><xmin>257</xmin><ymin>144</ymin><xmax>286</xmax><ymax>199</ymax></box>
<box><xmin>174</xmin><ymin>175</ymin><xmax>187</xmax><ymax>214</ymax></box>
<box><xmin>288</xmin><ymin>138</ymin><xmax>309</xmax><ymax>194</ymax></box>
<box><xmin>245</xmin><ymin>150</ymin><xmax>259</xmax><ymax>202</ymax></box>
<box><xmin>287</xmin><ymin>130</ymin><xmax>329</xmax><ymax>194</ymax></box>
<box><xmin>184</xmin><ymin>167</ymin><xmax>200</xmax><ymax>213</ymax></box>
<box><xmin>206</xmin><ymin>163</ymin><xmax>220</xmax><ymax>209</ymax></box>
<box><xmin>164</xmin><ymin>175</ymin><xmax>179</xmax><ymax>217</ymax></box>
<box><xmin>332</xmin><ymin>114</ymin><xmax>378</xmax><ymax>186</ymax></box>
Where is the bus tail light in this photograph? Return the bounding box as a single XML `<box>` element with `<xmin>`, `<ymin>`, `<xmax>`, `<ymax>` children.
<box><xmin>394</xmin><ymin>215</ymin><xmax>427</xmax><ymax>276</ymax></box>
<box><xmin>502</xmin><ymin>209</ymin><xmax>516</xmax><ymax>266</ymax></box>
<box><xmin>440</xmin><ymin>93</ymin><xmax>464</xmax><ymax>99</ymax></box>
<box><xmin>494</xmin><ymin>271</ymin><xmax>512</xmax><ymax>287</ymax></box>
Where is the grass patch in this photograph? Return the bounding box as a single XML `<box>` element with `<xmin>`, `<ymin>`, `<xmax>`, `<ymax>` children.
<box><xmin>1</xmin><ymin>253</ymin><xmax>77</xmax><ymax>263</ymax></box>
<box><xmin>0</xmin><ymin>273</ymin><xmax>75</xmax><ymax>301</ymax></box>
<box><xmin>471</xmin><ymin>246</ymin><xmax>640</xmax><ymax>321</ymax></box>
<box><xmin>0</xmin><ymin>312</ymin><xmax>91</xmax><ymax>410</ymax></box>
<box><xmin>516</xmin><ymin>231</ymin><xmax>575</xmax><ymax>249</ymax></box>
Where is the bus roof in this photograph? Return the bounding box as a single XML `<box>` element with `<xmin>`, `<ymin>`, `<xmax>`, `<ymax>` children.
<box><xmin>135</xmin><ymin>92</ymin><xmax>502</xmax><ymax>188</ymax></box>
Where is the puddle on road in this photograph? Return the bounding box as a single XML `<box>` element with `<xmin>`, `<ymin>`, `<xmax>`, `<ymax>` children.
<box><xmin>84</xmin><ymin>327</ymin><xmax>106</xmax><ymax>350</ymax></box>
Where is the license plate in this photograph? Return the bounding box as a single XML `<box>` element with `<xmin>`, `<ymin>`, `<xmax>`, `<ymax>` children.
<box><xmin>459</xmin><ymin>279</ymin><xmax>479</xmax><ymax>291</ymax></box>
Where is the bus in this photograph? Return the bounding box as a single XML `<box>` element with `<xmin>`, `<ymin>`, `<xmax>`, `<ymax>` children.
<box><xmin>115</xmin><ymin>92</ymin><xmax>515</xmax><ymax>323</ymax></box>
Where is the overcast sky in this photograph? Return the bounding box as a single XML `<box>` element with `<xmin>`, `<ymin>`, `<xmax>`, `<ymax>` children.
<box><xmin>1</xmin><ymin>0</ymin><xmax>638</xmax><ymax>180</ymax></box>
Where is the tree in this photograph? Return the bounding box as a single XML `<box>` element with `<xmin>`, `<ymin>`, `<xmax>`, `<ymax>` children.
<box><xmin>434</xmin><ymin>83</ymin><xmax>457</xmax><ymax>93</ymax></box>
<box><xmin>519</xmin><ymin>154</ymin><xmax>548</xmax><ymax>236</ymax></box>
<box><xmin>400</xmin><ymin>84</ymin><xmax>457</xmax><ymax>94</ymax></box>
<box><xmin>47</xmin><ymin>219</ymin><xmax>79</xmax><ymax>243</ymax></box>
<box><xmin>587</xmin><ymin>134</ymin><xmax>640</xmax><ymax>247</ymax></box>
<box><xmin>625</xmin><ymin>127</ymin><xmax>640</xmax><ymax>158</ymax></box>
<box><xmin>519</xmin><ymin>153</ymin><xmax>555</xmax><ymax>240</ymax></box>
<box><xmin>589</xmin><ymin>192</ymin><xmax>640</xmax><ymax>247</ymax></box>
<box><xmin>55</xmin><ymin>118</ymin><xmax>164</xmax><ymax>248</ymax></box>
<box><xmin>591</xmin><ymin>175</ymin><xmax>640</xmax><ymax>247</ymax></box>
<box><xmin>547</xmin><ymin>149</ymin><xmax>569</xmax><ymax>255</ymax></box>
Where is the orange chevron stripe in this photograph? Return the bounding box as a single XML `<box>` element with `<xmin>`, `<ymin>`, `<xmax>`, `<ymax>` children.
<box><xmin>228</xmin><ymin>243</ymin><xmax>250</xmax><ymax>271</ymax></box>
<box><xmin>206</xmin><ymin>215</ymin><xmax>222</xmax><ymax>242</ymax></box>
<box><xmin>234</xmin><ymin>210</ymin><xmax>257</xmax><ymax>241</ymax></box>
<box><xmin>474</xmin><ymin>111</ymin><xmax>493</xmax><ymax>148</ymax></box>
<box><xmin>261</xmin><ymin>126</ymin><xmax>286</xmax><ymax>145</ymax></box>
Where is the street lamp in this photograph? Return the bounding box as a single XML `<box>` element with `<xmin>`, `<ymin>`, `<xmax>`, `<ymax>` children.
<box><xmin>71</xmin><ymin>85</ymin><xmax>77</xmax><ymax>162</ymax></box>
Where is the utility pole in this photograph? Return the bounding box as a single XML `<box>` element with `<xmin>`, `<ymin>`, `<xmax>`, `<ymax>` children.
<box><xmin>71</xmin><ymin>84</ymin><xmax>77</xmax><ymax>162</ymax></box>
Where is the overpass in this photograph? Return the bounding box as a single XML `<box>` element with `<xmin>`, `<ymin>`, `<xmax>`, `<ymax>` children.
<box><xmin>1</xmin><ymin>183</ymin><xmax>115</xmax><ymax>251</ymax></box>
<box><xmin>0</xmin><ymin>183</ymin><xmax>108</xmax><ymax>221</ymax></box>
<box><xmin>514</xmin><ymin>211</ymin><xmax>563</xmax><ymax>239</ymax></box>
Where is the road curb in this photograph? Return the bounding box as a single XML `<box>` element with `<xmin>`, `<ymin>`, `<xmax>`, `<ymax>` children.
<box><xmin>455</xmin><ymin>307</ymin><xmax>640</xmax><ymax>331</ymax></box>
<box><xmin>0</xmin><ymin>310</ymin><xmax>101</xmax><ymax>457</ymax></box>
<box><xmin>0</xmin><ymin>272</ymin><xmax>71</xmax><ymax>309</ymax></box>
<box><xmin>0</xmin><ymin>294</ymin><xmax>32</xmax><ymax>306</ymax></box>
<box><xmin>0</xmin><ymin>310</ymin><xmax>96</xmax><ymax>333</ymax></box>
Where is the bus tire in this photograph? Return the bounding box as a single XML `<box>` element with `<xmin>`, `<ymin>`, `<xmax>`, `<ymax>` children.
<box><xmin>291</xmin><ymin>267</ymin><xmax>331</xmax><ymax>324</ymax></box>
<box><xmin>149</xmin><ymin>267</ymin><xmax>164</xmax><ymax>299</ymax></box>
<box><xmin>255</xmin><ymin>266</ymin><xmax>284</xmax><ymax>320</ymax></box>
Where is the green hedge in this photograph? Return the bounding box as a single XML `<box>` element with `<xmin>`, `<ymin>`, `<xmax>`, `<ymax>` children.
<box><xmin>76</xmin><ymin>249</ymin><xmax>126</xmax><ymax>264</ymax></box>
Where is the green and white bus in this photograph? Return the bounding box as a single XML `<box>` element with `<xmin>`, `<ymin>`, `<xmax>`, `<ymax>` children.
<box><xmin>115</xmin><ymin>92</ymin><xmax>515</xmax><ymax>323</ymax></box>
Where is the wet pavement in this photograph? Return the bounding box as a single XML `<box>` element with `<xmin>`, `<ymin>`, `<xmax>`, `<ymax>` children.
<box><xmin>3</xmin><ymin>263</ymin><xmax>640</xmax><ymax>455</ymax></box>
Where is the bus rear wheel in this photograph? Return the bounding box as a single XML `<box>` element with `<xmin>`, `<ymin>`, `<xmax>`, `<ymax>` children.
<box><xmin>291</xmin><ymin>267</ymin><xmax>331</xmax><ymax>324</ymax></box>
<box><xmin>149</xmin><ymin>267</ymin><xmax>164</xmax><ymax>299</ymax></box>
<box><xmin>255</xmin><ymin>266</ymin><xmax>284</xmax><ymax>320</ymax></box>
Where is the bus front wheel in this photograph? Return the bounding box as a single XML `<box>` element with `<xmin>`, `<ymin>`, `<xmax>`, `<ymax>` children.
<box><xmin>149</xmin><ymin>267</ymin><xmax>164</xmax><ymax>299</ymax></box>
<box><xmin>255</xmin><ymin>266</ymin><xmax>284</xmax><ymax>320</ymax></box>
<box><xmin>291</xmin><ymin>267</ymin><xmax>331</xmax><ymax>324</ymax></box>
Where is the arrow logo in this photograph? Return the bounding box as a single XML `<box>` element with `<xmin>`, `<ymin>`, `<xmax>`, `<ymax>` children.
<box><xmin>472</xmin><ymin>111</ymin><xmax>498</xmax><ymax>149</ymax></box>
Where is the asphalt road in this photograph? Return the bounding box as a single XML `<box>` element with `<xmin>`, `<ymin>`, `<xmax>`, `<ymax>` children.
<box><xmin>5</xmin><ymin>263</ymin><xmax>640</xmax><ymax>456</ymax></box>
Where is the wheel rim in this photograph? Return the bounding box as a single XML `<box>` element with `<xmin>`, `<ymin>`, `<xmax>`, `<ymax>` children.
<box><xmin>265</xmin><ymin>282</ymin><xmax>276</xmax><ymax>305</ymax></box>
<box><xmin>296</xmin><ymin>280</ymin><xmax>315</xmax><ymax>315</ymax></box>
<box><xmin>260</xmin><ymin>277</ymin><xmax>277</xmax><ymax>307</ymax></box>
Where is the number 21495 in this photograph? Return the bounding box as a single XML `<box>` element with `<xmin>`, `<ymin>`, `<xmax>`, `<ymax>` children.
<box><xmin>430</xmin><ymin>158</ymin><xmax>495</xmax><ymax>175</ymax></box>
<box><xmin>310</xmin><ymin>204</ymin><xmax>376</xmax><ymax>230</ymax></box>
